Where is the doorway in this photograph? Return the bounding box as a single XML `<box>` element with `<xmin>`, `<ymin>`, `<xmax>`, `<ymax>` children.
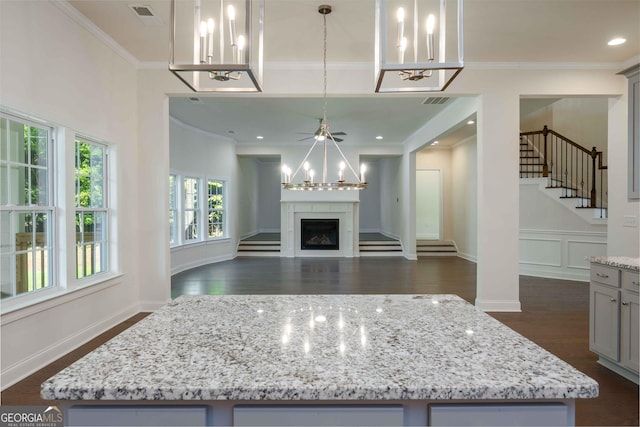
<box><xmin>416</xmin><ymin>169</ymin><xmax>442</xmax><ymax>240</ymax></box>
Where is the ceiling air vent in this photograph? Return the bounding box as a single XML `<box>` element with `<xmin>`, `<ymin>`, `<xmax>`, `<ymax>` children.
<box><xmin>128</xmin><ymin>4</ymin><xmax>163</xmax><ymax>26</ymax></box>
<box><xmin>187</xmin><ymin>97</ymin><xmax>204</xmax><ymax>105</ymax></box>
<box><xmin>422</xmin><ymin>97</ymin><xmax>450</xmax><ymax>105</ymax></box>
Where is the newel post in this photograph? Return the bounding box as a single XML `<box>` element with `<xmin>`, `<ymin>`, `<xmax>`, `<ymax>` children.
<box><xmin>542</xmin><ymin>125</ymin><xmax>549</xmax><ymax>177</ymax></box>
<box><xmin>590</xmin><ymin>146</ymin><xmax>598</xmax><ymax>207</ymax></box>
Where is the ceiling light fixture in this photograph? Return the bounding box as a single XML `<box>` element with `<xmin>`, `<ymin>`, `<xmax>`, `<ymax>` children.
<box><xmin>467</xmin><ymin>120</ymin><xmax>475</xmax><ymax>125</ymax></box>
<box><xmin>169</xmin><ymin>0</ymin><xmax>264</xmax><ymax>92</ymax></box>
<box><xmin>608</xmin><ymin>38</ymin><xmax>626</xmax><ymax>46</ymax></box>
<box><xmin>281</xmin><ymin>5</ymin><xmax>367</xmax><ymax>191</ymax></box>
<box><xmin>375</xmin><ymin>0</ymin><xmax>464</xmax><ymax>92</ymax></box>
<box><xmin>376</xmin><ymin>135</ymin><xmax>384</xmax><ymax>140</ymax></box>
<box><xmin>256</xmin><ymin>135</ymin><xmax>264</xmax><ymax>139</ymax></box>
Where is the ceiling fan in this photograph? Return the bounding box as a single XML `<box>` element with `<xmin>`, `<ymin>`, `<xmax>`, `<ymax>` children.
<box><xmin>297</xmin><ymin>118</ymin><xmax>346</xmax><ymax>142</ymax></box>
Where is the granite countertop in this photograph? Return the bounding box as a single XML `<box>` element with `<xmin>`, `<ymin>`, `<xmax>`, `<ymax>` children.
<box><xmin>589</xmin><ymin>256</ymin><xmax>640</xmax><ymax>271</ymax></box>
<box><xmin>41</xmin><ymin>294</ymin><xmax>598</xmax><ymax>401</ymax></box>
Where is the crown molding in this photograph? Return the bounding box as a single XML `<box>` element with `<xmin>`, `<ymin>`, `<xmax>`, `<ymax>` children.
<box><xmin>466</xmin><ymin>61</ymin><xmax>624</xmax><ymax>71</ymax></box>
<box><xmin>50</xmin><ymin>0</ymin><xmax>140</xmax><ymax>68</ymax></box>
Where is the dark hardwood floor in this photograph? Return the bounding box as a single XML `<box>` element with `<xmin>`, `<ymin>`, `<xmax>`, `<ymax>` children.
<box><xmin>2</xmin><ymin>257</ymin><xmax>638</xmax><ymax>426</ymax></box>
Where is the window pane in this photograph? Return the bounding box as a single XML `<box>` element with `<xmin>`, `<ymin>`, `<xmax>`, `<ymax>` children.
<box><xmin>169</xmin><ymin>210</ymin><xmax>176</xmax><ymax>244</ymax></box>
<box><xmin>8</xmin><ymin>121</ymin><xmax>23</xmax><ymax>163</ymax></box>
<box><xmin>0</xmin><ymin>118</ymin><xmax>7</xmax><ymax>161</ymax></box>
<box><xmin>93</xmin><ymin>212</ymin><xmax>107</xmax><ymax>241</ymax></box>
<box><xmin>77</xmin><ymin>176</ymin><xmax>91</xmax><ymax>207</ymax></box>
<box><xmin>82</xmin><ymin>212</ymin><xmax>95</xmax><ymax>235</ymax></box>
<box><xmin>75</xmin><ymin>212</ymin><xmax>83</xmax><ymax>242</ymax></box>
<box><xmin>8</xmin><ymin>165</ymin><xmax>22</xmax><ymax>205</ymax></box>
<box><xmin>0</xmin><ymin>212</ymin><xmax>11</xmax><ymax>254</ymax></box>
<box><xmin>33</xmin><ymin>248</ymin><xmax>50</xmax><ymax>289</ymax></box>
<box><xmin>91</xmin><ymin>177</ymin><xmax>104</xmax><ymax>207</ymax></box>
<box><xmin>0</xmin><ymin>254</ymin><xmax>12</xmax><ymax>298</ymax></box>
<box><xmin>94</xmin><ymin>242</ymin><xmax>105</xmax><ymax>274</ymax></box>
<box><xmin>34</xmin><ymin>212</ymin><xmax>50</xmax><ymax>248</ymax></box>
<box><xmin>0</xmin><ymin>164</ymin><xmax>7</xmax><ymax>205</ymax></box>
<box><xmin>31</xmin><ymin>167</ymin><xmax>49</xmax><ymax>205</ymax></box>
<box><xmin>29</xmin><ymin>126</ymin><xmax>48</xmax><ymax>167</ymax></box>
<box><xmin>169</xmin><ymin>175</ymin><xmax>176</xmax><ymax>209</ymax></box>
<box><xmin>15</xmin><ymin>252</ymin><xmax>30</xmax><ymax>295</ymax></box>
<box><xmin>184</xmin><ymin>211</ymin><xmax>198</xmax><ymax>241</ymax></box>
<box><xmin>184</xmin><ymin>178</ymin><xmax>198</xmax><ymax>209</ymax></box>
<box><xmin>16</xmin><ymin>212</ymin><xmax>32</xmax><ymax>249</ymax></box>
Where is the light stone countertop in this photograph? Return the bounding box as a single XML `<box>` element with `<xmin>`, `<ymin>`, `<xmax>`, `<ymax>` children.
<box><xmin>589</xmin><ymin>256</ymin><xmax>640</xmax><ymax>271</ymax></box>
<box><xmin>41</xmin><ymin>294</ymin><xmax>598</xmax><ymax>401</ymax></box>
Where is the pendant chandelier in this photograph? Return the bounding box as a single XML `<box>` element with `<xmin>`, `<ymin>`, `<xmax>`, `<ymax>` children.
<box><xmin>374</xmin><ymin>0</ymin><xmax>464</xmax><ymax>92</ymax></box>
<box><xmin>281</xmin><ymin>5</ymin><xmax>367</xmax><ymax>192</ymax></box>
<box><xmin>169</xmin><ymin>0</ymin><xmax>264</xmax><ymax>92</ymax></box>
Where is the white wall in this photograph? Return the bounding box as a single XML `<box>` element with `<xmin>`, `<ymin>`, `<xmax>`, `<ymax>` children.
<box><xmin>416</xmin><ymin>149</ymin><xmax>453</xmax><ymax>241</ymax></box>
<box><xmin>169</xmin><ymin>119</ymin><xmax>240</xmax><ymax>274</ymax></box>
<box><xmin>521</xmin><ymin>97</ymin><xmax>609</xmax><ymax>157</ymax></box>
<box><xmin>379</xmin><ymin>157</ymin><xmax>403</xmax><ymax>240</ymax></box>
<box><xmin>359</xmin><ymin>158</ymin><xmax>382</xmax><ymax>232</ymax></box>
<box><xmin>238</xmin><ymin>157</ymin><xmax>260</xmax><ymax>238</ymax></box>
<box><xmin>0</xmin><ymin>1</ymin><xmax>140</xmax><ymax>387</ymax></box>
<box><xmin>451</xmin><ymin>138</ymin><xmax>478</xmax><ymax>261</ymax></box>
<box><xmin>257</xmin><ymin>160</ymin><xmax>282</xmax><ymax>232</ymax></box>
<box><xmin>607</xmin><ymin>93</ymin><xmax>640</xmax><ymax>256</ymax></box>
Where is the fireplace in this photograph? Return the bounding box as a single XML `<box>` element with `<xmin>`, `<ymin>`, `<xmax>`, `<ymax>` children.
<box><xmin>301</xmin><ymin>219</ymin><xmax>339</xmax><ymax>250</ymax></box>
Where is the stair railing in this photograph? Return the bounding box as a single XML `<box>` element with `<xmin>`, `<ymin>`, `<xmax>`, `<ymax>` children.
<box><xmin>520</xmin><ymin>125</ymin><xmax>608</xmax><ymax>217</ymax></box>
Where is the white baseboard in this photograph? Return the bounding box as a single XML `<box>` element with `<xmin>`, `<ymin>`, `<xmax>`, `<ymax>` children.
<box><xmin>170</xmin><ymin>253</ymin><xmax>234</xmax><ymax>276</ymax></box>
<box><xmin>1</xmin><ymin>303</ymin><xmax>139</xmax><ymax>390</ymax></box>
<box><xmin>475</xmin><ymin>299</ymin><xmax>522</xmax><ymax>312</ymax></box>
<box><xmin>457</xmin><ymin>252</ymin><xmax>477</xmax><ymax>263</ymax></box>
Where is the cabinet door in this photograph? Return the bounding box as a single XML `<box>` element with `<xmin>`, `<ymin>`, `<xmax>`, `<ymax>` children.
<box><xmin>621</xmin><ymin>290</ymin><xmax>640</xmax><ymax>373</ymax></box>
<box><xmin>590</xmin><ymin>283</ymin><xmax>620</xmax><ymax>361</ymax></box>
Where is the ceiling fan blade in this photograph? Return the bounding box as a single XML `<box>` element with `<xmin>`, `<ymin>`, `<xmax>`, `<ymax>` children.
<box><xmin>331</xmin><ymin>132</ymin><xmax>347</xmax><ymax>136</ymax></box>
<box><xmin>333</xmin><ymin>137</ymin><xmax>344</xmax><ymax>142</ymax></box>
<box><xmin>297</xmin><ymin>136</ymin><xmax>314</xmax><ymax>142</ymax></box>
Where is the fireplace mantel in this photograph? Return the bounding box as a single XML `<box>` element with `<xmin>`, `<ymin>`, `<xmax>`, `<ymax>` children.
<box><xmin>280</xmin><ymin>202</ymin><xmax>359</xmax><ymax>257</ymax></box>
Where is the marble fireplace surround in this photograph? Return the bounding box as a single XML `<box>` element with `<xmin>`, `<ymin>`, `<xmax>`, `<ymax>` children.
<box><xmin>281</xmin><ymin>202</ymin><xmax>359</xmax><ymax>257</ymax></box>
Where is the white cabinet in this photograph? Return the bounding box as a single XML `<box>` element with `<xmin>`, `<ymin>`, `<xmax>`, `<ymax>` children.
<box><xmin>589</xmin><ymin>262</ymin><xmax>639</xmax><ymax>384</ymax></box>
<box><xmin>590</xmin><ymin>282</ymin><xmax>619</xmax><ymax>360</ymax></box>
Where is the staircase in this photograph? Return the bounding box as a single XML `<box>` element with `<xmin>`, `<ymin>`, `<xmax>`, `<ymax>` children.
<box><xmin>237</xmin><ymin>235</ymin><xmax>281</xmax><ymax>257</ymax></box>
<box><xmin>416</xmin><ymin>240</ymin><xmax>457</xmax><ymax>257</ymax></box>
<box><xmin>520</xmin><ymin>126</ymin><xmax>608</xmax><ymax>219</ymax></box>
<box><xmin>359</xmin><ymin>238</ymin><xmax>403</xmax><ymax>256</ymax></box>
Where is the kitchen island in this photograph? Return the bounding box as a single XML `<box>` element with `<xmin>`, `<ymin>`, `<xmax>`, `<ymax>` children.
<box><xmin>42</xmin><ymin>295</ymin><xmax>598</xmax><ymax>426</ymax></box>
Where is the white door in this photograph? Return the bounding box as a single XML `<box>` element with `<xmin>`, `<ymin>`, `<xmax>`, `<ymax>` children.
<box><xmin>416</xmin><ymin>169</ymin><xmax>441</xmax><ymax>240</ymax></box>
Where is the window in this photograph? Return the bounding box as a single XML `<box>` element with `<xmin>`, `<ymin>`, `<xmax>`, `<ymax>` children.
<box><xmin>0</xmin><ymin>114</ymin><xmax>54</xmax><ymax>299</ymax></box>
<box><xmin>183</xmin><ymin>176</ymin><xmax>200</xmax><ymax>242</ymax></box>
<box><xmin>169</xmin><ymin>173</ymin><xmax>228</xmax><ymax>247</ymax></box>
<box><xmin>169</xmin><ymin>174</ymin><xmax>178</xmax><ymax>246</ymax></box>
<box><xmin>207</xmin><ymin>179</ymin><xmax>225</xmax><ymax>238</ymax></box>
<box><xmin>75</xmin><ymin>139</ymin><xmax>108</xmax><ymax>279</ymax></box>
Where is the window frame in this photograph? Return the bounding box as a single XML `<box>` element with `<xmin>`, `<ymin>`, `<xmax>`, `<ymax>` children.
<box><xmin>206</xmin><ymin>178</ymin><xmax>227</xmax><ymax>240</ymax></box>
<box><xmin>74</xmin><ymin>137</ymin><xmax>109</xmax><ymax>281</ymax></box>
<box><xmin>0</xmin><ymin>112</ymin><xmax>56</xmax><ymax>302</ymax></box>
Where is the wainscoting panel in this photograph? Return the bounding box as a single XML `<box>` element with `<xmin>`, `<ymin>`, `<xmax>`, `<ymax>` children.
<box><xmin>519</xmin><ymin>230</ymin><xmax>607</xmax><ymax>281</ymax></box>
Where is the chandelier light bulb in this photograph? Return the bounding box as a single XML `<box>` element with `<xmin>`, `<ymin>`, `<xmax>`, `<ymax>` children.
<box><xmin>228</xmin><ymin>5</ymin><xmax>238</xmax><ymax>47</ymax></box>
<box><xmin>360</xmin><ymin>164</ymin><xmax>367</xmax><ymax>183</ymax></box>
<box><xmin>304</xmin><ymin>162</ymin><xmax>310</xmax><ymax>171</ymax></box>
<box><xmin>426</xmin><ymin>14</ymin><xmax>435</xmax><ymax>34</ymax></box>
<box><xmin>309</xmin><ymin>169</ymin><xmax>315</xmax><ymax>184</ymax></box>
<box><xmin>199</xmin><ymin>21</ymin><xmax>208</xmax><ymax>63</ymax></box>
<box><xmin>396</xmin><ymin>7</ymin><xmax>405</xmax><ymax>48</ymax></box>
<box><xmin>207</xmin><ymin>18</ymin><xmax>215</xmax><ymax>61</ymax></box>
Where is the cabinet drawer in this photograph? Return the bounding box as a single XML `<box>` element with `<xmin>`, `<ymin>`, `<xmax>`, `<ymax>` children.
<box><xmin>591</xmin><ymin>264</ymin><xmax>620</xmax><ymax>287</ymax></box>
<box><xmin>623</xmin><ymin>270</ymin><xmax>640</xmax><ymax>293</ymax></box>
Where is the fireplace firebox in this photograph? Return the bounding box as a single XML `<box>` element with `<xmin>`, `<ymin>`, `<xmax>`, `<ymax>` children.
<box><xmin>301</xmin><ymin>219</ymin><xmax>339</xmax><ymax>250</ymax></box>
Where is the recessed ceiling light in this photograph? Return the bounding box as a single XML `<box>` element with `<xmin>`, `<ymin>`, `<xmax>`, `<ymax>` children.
<box><xmin>376</xmin><ymin>135</ymin><xmax>383</xmax><ymax>140</ymax></box>
<box><xmin>467</xmin><ymin>120</ymin><xmax>475</xmax><ymax>125</ymax></box>
<box><xmin>432</xmin><ymin>140</ymin><xmax>439</xmax><ymax>145</ymax></box>
<box><xmin>608</xmin><ymin>38</ymin><xmax>626</xmax><ymax>46</ymax></box>
<box><xmin>256</xmin><ymin>135</ymin><xmax>264</xmax><ymax>140</ymax></box>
